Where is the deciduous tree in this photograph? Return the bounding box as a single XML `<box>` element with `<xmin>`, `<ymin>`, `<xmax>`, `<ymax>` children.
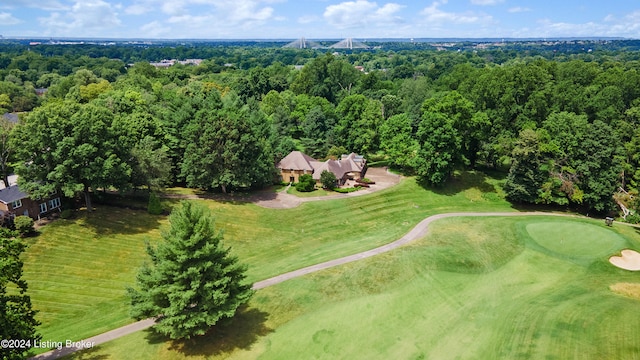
<box><xmin>181</xmin><ymin>95</ymin><xmax>275</xmax><ymax>193</ymax></box>
<box><xmin>504</xmin><ymin>129</ymin><xmax>546</xmax><ymax>203</ymax></box>
<box><xmin>14</xmin><ymin>100</ymin><xmax>131</xmax><ymax>211</ymax></box>
<box><xmin>320</xmin><ymin>170</ymin><xmax>337</xmax><ymax>189</ymax></box>
<box><xmin>379</xmin><ymin>113</ymin><xmax>418</xmax><ymax>170</ymax></box>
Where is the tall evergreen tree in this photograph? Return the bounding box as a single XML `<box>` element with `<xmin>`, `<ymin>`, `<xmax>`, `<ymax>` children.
<box><xmin>128</xmin><ymin>201</ymin><xmax>253</xmax><ymax>340</ymax></box>
<box><xmin>0</xmin><ymin>234</ymin><xmax>40</xmax><ymax>360</ymax></box>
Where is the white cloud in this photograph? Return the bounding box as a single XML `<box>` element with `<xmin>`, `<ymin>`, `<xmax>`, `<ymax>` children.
<box><xmin>609</xmin><ymin>11</ymin><xmax>640</xmax><ymax>36</ymax></box>
<box><xmin>161</xmin><ymin>2</ymin><xmax>186</xmax><ymax>16</ymax></box>
<box><xmin>140</xmin><ymin>21</ymin><xmax>172</xmax><ymax>37</ymax></box>
<box><xmin>167</xmin><ymin>14</ymin><xmax>209</xmax><ymax>25</ymax></box>
<box><xmin>140</xmin><ymin>0</ymin><xmax>279</xmax><ymax>37</ymax></box>
<box><xmin>470</xmin><ymin>0</ymin><xmax>504</xmax><ymax>5</ymax></box>
<box><xmin>126</xmin><ymin>0</ymin><xmax>277</xmax><ymax>25</ymax></box>
<box><xmin>218</xmin><ymin>0</ymin><xmax>274</xmax><ymax>22</ymax></box>
<box><xmin>0</xmin><ymin>12</ymin><xmax>21</xmax><ymax>25</ymax></box>
<box><xmin>298</xmin><ymin>15</ymin><xmax>319</xmax><ymax>24</ymax></box>
<box><xmin>508</xmin><ymin>7</ymin><xmax>531</xmax><ymax>13</ymax></box>
<box><xmin>527</xmin><ymin>12</ymin><xmax>640</xmax><ymax>39</ymax></box>
<box><xmin>0</xmin><ymin>0</ymin><xmax>68</xmax><ymax>11</ymax></box>
<box><xmin>421</xmin><ymin>1</ymin><xmax>492</xmax><ymax>24</ymax></box>
<box><xmin>124</xmin><ymin>4</ymin><xmax>150</xmax><ymax>15</ymax></box>
<box><xmin>323</xmin><ymin>1</ymin><xmax>405</xmax><ymax>29</ymax></box>
<box><xmin>38</xmin><ymin>0</ymin><xmax>121</xmax><ymax>36</ymax></box>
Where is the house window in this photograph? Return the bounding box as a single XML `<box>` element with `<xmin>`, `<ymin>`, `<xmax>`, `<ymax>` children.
<box><xmin>11</xmin><ymin>199</ymin><xmax>22</xmax><ymax>209</ymax></box>
<box><xmin>39</xmin><ymin>203</ymin><xmax>47</xmax><ymax>214</ymax></box>
<box><xmin>49</xmin><ymin>198</ymin><xmax>61</xmax><ymax>209</ymax></box>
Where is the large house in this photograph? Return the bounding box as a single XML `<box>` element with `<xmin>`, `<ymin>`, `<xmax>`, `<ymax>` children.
<box><xmin>276</xmin><ymin>151</ymin><xmax>366</xmax><ymax>186</ymax></box>
<box><xmin>0</xmin><ymin>175</ymin><xmax>62</xmax><ymax>223</ymax></box>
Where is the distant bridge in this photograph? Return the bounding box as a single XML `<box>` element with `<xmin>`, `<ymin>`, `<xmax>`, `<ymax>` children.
<box><xmin>283</xmin><ymin>37</ymin><xmax>322</xmax><ymax>49</ymax></box>
<box><xmin>283</xmin><ymin>37</ymin><xmax>369</xmax><ymax>50</ymax></box>
<box><xmin>329</xmin><ymin>38</ymin><xmax>368</xmax><ymax>49</ymax></box>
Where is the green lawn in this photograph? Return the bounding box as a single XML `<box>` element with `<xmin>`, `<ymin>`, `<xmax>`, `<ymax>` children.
<box><xmin>74</xmin><ymin>216</ymin><xmax>640</xmax><ymax>359</ymax></box>
<box><xmin>22</xmin><ymin>207</ymin><xmax>166</xmax><ymax>353</ymax></box>
<box><xmin>22</xmin><ymin>170</ymin><xmax>514</xmax><ymax>354</ymax></box>
<box><xmin>204</xmin><ymin>172</ymin><xmax>514</xmax><ymax>283</ymax></box>
<box><xmin>285</xmin><ymin>185</ymin><xmax>332</xmax><ymax>197</ymax></box>
<box><xmin>526</xmin><ymin>221</ymin><xmax>627</xmax><ymax>260</ymax></box>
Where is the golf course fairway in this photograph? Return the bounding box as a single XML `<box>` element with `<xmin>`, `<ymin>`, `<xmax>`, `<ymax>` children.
<box><xmin>69</xmin><ymin>215</ymin><xmax>640</xmax><ymax>360</ymax></box>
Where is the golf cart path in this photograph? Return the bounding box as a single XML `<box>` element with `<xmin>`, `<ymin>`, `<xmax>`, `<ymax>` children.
<box><xmin>31</xmin><ymin>211</ymin><xmax>590</xmax><ymax>360</ymax></box>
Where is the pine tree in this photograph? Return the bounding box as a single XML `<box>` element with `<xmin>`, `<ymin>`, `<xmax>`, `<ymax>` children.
<box><xmin>128</xmin><ymin>201</ymin><xmax>253</xmax><ymax>339</ymax></box>
<box><xmin>0</xmin><ymin>234</ymin><xmax>40</xmax><ymax>360</ymax></box>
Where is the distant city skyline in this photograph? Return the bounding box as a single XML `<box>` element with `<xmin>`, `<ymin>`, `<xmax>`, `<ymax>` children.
<box><xmin>0</xmin><ymin>0</ymin><xmax>638</xmax><ymax>40</ymax></box>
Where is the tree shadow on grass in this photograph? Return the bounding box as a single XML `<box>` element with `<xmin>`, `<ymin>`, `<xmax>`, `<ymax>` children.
<box><xmin>145</xmin><ymin>306</ymin><xmax>272</xmax><ymax>357</ymax></box>
<box><xmin>66</xmin><ymin>347</ymin><xmax>111</xmax><ymax>360</ymax></box>
<box><xmin>423</xmin><ymin>170</ymin><xmax>500</xmax><ymax>196</ymax></box>
<box><xmin>161</xmin><ymin>188</ymin><xmax>281</xmax><ymax>206</ymax></box>
<box><xmin>30</xmin><ymin>346</ymin><xmax>110</xmax><ymax>360</ymax></box>
<box><xmin>74</xmin><ymin>205</ymin><xmax>165</xmax><ymax>236</ymax></box>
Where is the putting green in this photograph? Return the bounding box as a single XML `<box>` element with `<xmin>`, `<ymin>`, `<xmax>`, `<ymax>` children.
<box><xmin>526</xmin><ymin>221</ymin><xmax>626</xmax><ymax>258</ymax></box>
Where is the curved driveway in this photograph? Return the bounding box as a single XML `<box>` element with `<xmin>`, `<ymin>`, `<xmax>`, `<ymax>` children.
<box><xmin>162</xmin><ymin>167</ymin><xmax>402</xmax><ymax>209</ymax></box>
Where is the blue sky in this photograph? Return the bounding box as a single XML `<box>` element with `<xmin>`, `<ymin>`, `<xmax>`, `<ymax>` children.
<box><xmin>0</xmin><ymin>0</ymin><xmax>638</xmax><ymax>39</ymax></box>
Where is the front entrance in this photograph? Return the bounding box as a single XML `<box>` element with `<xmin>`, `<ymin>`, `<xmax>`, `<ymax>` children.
<box><xmin>289</xmin><ymin>176</ymin><xmax>295</xmax><ymax>183</ymax></box>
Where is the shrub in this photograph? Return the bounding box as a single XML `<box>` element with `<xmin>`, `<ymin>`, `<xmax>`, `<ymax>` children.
<box><xmin>0</xmin><ymin>227</ymin><xmax>18</xmax><ymax>238</ymax></box>
<box><xmin>14</xmin><ymin>215</ymin><xmax>34</xmax><ymax>236</ymax></box>
<box><xmin>60</xmin><ymin>209</ymin><xmax>74</xmax><ymax>219</ymax></box>
<box><xmin>320</xmin><ymin>170</ymin><xmax>337</xmax><ymax>189</ymax></box>
<box><xmin>333</xmin><ymin>186</ymin><xmax>362</xmax><ymax>193</ymax></box>
<box><xmin>148</xmin><ymin>193</ymin><xmax>163</xmax><ymax>215</ymax></box>
<box><xmin>295</xmin><ymin>174</ymin><xmax>316</xmax><ymax>192</ymax></box>
<box><xmin>625</xmin><ymin>213</ymin><xmax>640</xmax><ymax>224</ymax></box>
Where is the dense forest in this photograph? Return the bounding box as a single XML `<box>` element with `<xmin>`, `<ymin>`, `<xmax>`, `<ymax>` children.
<box><xmin>2</xmin><ymin>40</ymin><xmax>640</xmax><ymax>218</ymax></box>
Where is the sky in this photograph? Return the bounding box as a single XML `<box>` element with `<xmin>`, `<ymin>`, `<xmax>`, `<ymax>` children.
<box><xmin>0</xmin><ymin>0</ymin><xmax>639</xmax><ymax>40</ymax></box>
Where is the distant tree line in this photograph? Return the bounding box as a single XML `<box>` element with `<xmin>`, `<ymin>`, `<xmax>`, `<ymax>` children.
<box><xmin>3</xmin><ymin>43</ymin><xmax>640</xmax><ymax>214</ymax></box>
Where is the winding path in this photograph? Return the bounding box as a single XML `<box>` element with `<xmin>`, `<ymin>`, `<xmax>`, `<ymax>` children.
<box><xmin>32</xmin><ymin>209</ymin><xmax>589</xmax><ymax>360</ymax></box>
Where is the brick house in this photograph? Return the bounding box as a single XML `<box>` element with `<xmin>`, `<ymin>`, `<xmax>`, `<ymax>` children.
<box><xmin>276</xmin><ymin>151</ymin><xmax>367</xmax><ymax>186</ymax></box>
<box><xmin>0</xmin><ymin>175</ymin><xmax>62</xmax><ymax>223</ymax></box>
<box><xmin>276</xmin><ymin>151</ymin><xmax>316</xmax><ymax>183</ymax></box>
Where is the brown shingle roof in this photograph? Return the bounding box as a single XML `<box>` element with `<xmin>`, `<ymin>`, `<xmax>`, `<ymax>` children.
<box><xmin>312</xmin><ymin>160</ymin><xmax>344</xmax><ymax>180</ymax></box>
<box><xmin>277</xmin><ymin>151</ymin><xmax>366</xmax><ymax>180</ymax></box>
<box><xmin>276</xmin><ymin>151</ymin><xmax>316</xmax><ymax>171</ymax></box>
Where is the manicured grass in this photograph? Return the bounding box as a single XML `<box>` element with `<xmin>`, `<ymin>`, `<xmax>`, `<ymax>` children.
<box><xmin>163</xmin><ymin>187</ymin><xmax>208</xmax><ymax>196</ymax></box>
<box><xmin>77</xmin><ymin>216</ymin><xmax>640</xmax><ymax>359</ymax></box>
<box><xmin>22</xmin><ymin>207</ymin><xmax>166</xmax><ymax>353</ymax></box>
<box><xmin>23</xmin><ymin>170</ymin><xmax>513</xmax><ymax>353</ymax></box>
<box><xmin>205</xmin><ymin>173</ymin><xmax>514</xmax><ymax>283</ymax></box>
<box><xmin>286</xmin><ymin>185</ymin><xmax>332</xmax><ymax>197</ymax></box>
<box><xmin>526</xmin><ymin>221</ymin><xmax>626</xmax><ymax>259</ymax></box>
